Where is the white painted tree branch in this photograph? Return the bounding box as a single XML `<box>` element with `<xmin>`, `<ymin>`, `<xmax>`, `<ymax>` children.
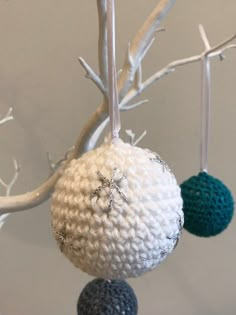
<box><xmin>86</xmin><ymin>27</ymin><xmax>236</xmax><ymax>147</ymax></box>
<box><xmin>46</xmin><ymin>146</ymin><xmax>74</xmax><ymax>173</ymax></box>
<box><xmin>0</xmin><ymin>102</ymin><xmax>107</xmax><ymax>215</ymax></box>
<box><xmin>199</xmin><ymin>24</ymin><xmax>211</xmax><ymax>50</ymax></box>
<box><xmin>0</xmin><ymin>108</ymin><xmax>15</xmax><ymax>226</ymax></box>
<box><xmin>133</xmin><ymin>130</ymin><xmax>147</xmax><ymax>146</ymax></box>
<box><xmin>78</xmin><ymin>57</ymin><xmax>105</xmax><ymax>95</ymax></box>
<box><xmin>0</xmin><ymin>159</ymin><xmax>20</xmax><ymax>228</ymax></box>
<box><xmin>47</xmin><ymin>152</ymin><xmax>58</xmax><ymax>172</ymax></box>
<box><xmin>126</xmin><ymin>129</ymin><xmax>147</xmax><ymax>146</ymax></box>
<box><xmin>205</xmin><ymin>33</ymin><xmax>236</xmax><ymax>56</ymax></box>
<box><xmin>118</xmin><ymin>0</ymin><xmax>176</xmax><ymax>100</ymax></box>
<box><xmin>120</xmin><ymin>32</ymin><xmax>236</xmax><ymax>107</ymax></box>
<box><xmin>0</xmin><ymin>171</ymin><xmax>60</xmax><ymax>215</ymax></box>
<box><xmin>0</xmin><ymin>107</ymin><xmax>13</xmax><ymax>126</ymax></box>
<box><xmin>0</xmin><ymin>159</ymin><xmax>21</xmax><ymax>196</ymax></box>
<box><xmin>121</xmin><ymin>99</ymin><xmax>149</xmax><ymax>111</ymax></box>
<box><xmin>134</xmin><ymin>64</ymin><xmax>143</xmax><ymax>93</ymax></box>
<box><xmin>0</xmin><ymin>214</ymin><xmax>10</xmax><ymax>229</ymax></box>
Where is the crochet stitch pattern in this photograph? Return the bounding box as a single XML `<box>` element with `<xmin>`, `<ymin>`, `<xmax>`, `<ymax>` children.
<box><xmin>181</xmin><ymin>172</ymin><xmax>234</xmax><ymax>237</ymax></box>
<box><xmin>77</xmin><ymin>279</ymin><xmax>138</xmax><ymax>315</ymax></box>
<box><xmin>51</xmin><ymin>139</ymin><xmax>183</xmax><ymax>279</ymax></box>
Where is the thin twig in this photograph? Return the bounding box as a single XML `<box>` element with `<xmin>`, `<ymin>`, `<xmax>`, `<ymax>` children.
<box><xmin>0</xmin><ymin>214</ymin><xmax>9</xmax><ymax>229</ymax></box>
<box><xmin>199</xmin><ymin>24</ymin><xmax>211</xmax><ymax>50</ymax></box>
<box><xmin>0</xmin><ymin>159</ymin><xmax>21</xmax><ymax>196</ymax></box>
<box><xmin>206</xmin><ymin>33</ymin><xmax>236</xmax><ymax>56</ymax></box>
<box><xmin>134</xmin><ymin>64</ymin><xmax>143</xmax><ymax>92</ymax></box>
<box><xmin>133</xmin><ymin>130</ymin><xmax>147</xmax><ymax>146</ymax></box>
<box><xmin>46</xmin><ymin>147</ymin><xmax>74</xmax><ymax>173</ymax></box>
<box><xmin>0</xmin><ymin>159</ymin><xmax>20</xmax><ymax>227</ymax></box>
<box><xmin>78</xmin><ymin>57</ymin><xmax>105</xmax><ymax>95</ymax></box>
<box><xmin>121</xmin><ymin>99</ymin><xmax>148</xmax><ymax>111</ymax></box>
<box><xmin>126</xmin><ymin>129</ymin><xmax>147</xmax><ymax>145</ymax></box>
<box><xmin>0</xmin><ymin>107</ymin><xmax>13</xmax><ymax>126</ymax></box>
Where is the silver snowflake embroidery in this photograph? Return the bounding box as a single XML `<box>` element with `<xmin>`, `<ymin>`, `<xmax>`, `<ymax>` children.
<box><xmin>91</xmin><ymin>168</ymin><xmax>128</xmax><ymax>213</ymax></box>
<box><xmin>52</xmin><ymin>222</ymin><xmax>81</xmax><ymax>253</ymax></box>
<box><xmin>149</xmin><ymin>151</ymin><xmax>172</xmax><ymax>174</ymax></box>
<box><xmin>175</xmin><ymin>214</ymin><xmax>184</xmax><ymax>248</ymax></box>
<box><xmin>167</xmin><ymin>214</ymin><xmax>183</xmax><ymax>249</ymax></box>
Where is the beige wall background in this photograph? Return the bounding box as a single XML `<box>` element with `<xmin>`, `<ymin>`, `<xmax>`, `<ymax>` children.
<box><xmin>0</xmin><ymin>1</ymin><xmax>235</xmax><ymax>314</ymax></box>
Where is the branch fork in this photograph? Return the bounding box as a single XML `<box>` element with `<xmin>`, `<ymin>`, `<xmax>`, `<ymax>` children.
<box><xmin>0</xmin><ymin>158</ymin><xmax>20</xmax><ymax>227</ymax></box>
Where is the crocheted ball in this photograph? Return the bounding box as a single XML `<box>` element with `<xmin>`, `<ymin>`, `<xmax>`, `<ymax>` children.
<box><xmin>77</xmin><ymin>279</ymin><xmax>138</xmax><ymax>315</ymax></box>
<box><xmin>181</xmin><ymin>172</ymin><xmax>234</xmax><ymax>237</ymax></box>
<box><xmin>51</xmin><ymin>138</ymin><xmax>183</xmax><ymax>279</ymax></box>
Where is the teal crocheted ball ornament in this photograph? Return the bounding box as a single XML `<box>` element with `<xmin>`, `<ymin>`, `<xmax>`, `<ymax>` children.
<box><xmin>180</xmin><ymin>172</ymin><xmax>234</xmax><ymax>237</ymax></box>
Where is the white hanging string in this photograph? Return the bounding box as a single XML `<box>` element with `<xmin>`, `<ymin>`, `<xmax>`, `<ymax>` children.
<box><xmin>200</xmin><ymin>55</ymin><xmax>211</xmax><ymax>173</ymax></box>
<box><xmin>107</xmin><ymin>0</ymin><xmax>121</xmax><ymax>139</ymax></box>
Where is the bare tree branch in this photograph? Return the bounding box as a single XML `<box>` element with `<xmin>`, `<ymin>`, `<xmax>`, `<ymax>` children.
<box><xmin>121</xmin><ymin>99</ymin><xmax>149</xmax><ymax>111</ymax></box>
<box><xmin>133</xmin><ymin>130</ymin><xmax>147</xmax><ymax>146</ymax></box>
<box><xmin>46</xmin><ymin>146</ymin><xmax>74</xmax><ymax>173</ymax></box>
<box><xmin>0</xmin><ymin>171</ymin><xmax>59</xmax><ymax>215</ymax></box>
<box><xmin>0</xmin><ymin>159</ymin><xmax>20</xmax><ymax>228</ymax></box>
<box><xmin>120</xmin><ymin>31</ymin><xmax>236</xmax><ymax>107</ymax></box>
<box><xmin>199</xmin><ymin>24</ymin><xmax>211</xmax><ymax>50</ymax></box>
<box><xmin>126</xmin><ymin>129</ymin><xmax>147</xmax><ymax>146</ymax></box>
<box><xmin>78</xmin><ymin>57</ymin><xmax>105</xmax><ymax>95</ymax></box>
<box><xmin>206</xmin><ymin>33</ymin><xmax>236</xmax><ymax>56</ymax></box>
<box><xmin>0</xmin><ymin>159</ymin><xmax>21</xmax><ymax>196</ymax></box>
<box><xmin>0</xmin><ymin>102</ymin><xmax>107</xmax><ymax>215</ymax></box>
<box><xmin>134</xmin><ymin>64</ymin><xmax>143</xmax><ymax>93</ymax></box>
<box><xmin>118</xmin><ymin>0</ymin><xmax>176</xmax><ymax>99</ymax></box>
<box><xmin>91</xmin><ymin>27</ymin><xmax>236</xmax><ymax>144</ymax></box>
<box><xmin>0</xmin><ymin>107</ymin><xmax>13</xmax><ymax>126</ymax></box>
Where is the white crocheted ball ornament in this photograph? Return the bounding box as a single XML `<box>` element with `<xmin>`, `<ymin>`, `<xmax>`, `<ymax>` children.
<box><xmin>51</xmin><ymin>138</ymin><xmax>183</xmax><ymax>279</ymax></box>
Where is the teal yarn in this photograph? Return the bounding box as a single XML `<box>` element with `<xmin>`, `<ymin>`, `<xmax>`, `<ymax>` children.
<box><xmin>180</xmin><ymin>172</ymin><xmax>234</xmax><ymax>237</ymax></box>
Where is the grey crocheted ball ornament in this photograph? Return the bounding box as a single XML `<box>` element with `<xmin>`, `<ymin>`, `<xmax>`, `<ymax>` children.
<box><xmin>77</xmin><ymin>279</ymin><xmax>138</xmax><ymax>315</ymax></box>
<box><xmin>51</xmin><ymin>138</ymin><xmax>183</xmax><ymax>279</ymax></box>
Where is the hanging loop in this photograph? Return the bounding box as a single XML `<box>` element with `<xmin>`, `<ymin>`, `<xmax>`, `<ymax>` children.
<box><xmin>107</xmin><ymin>0</ymin><xmax>121</xmax><ymax>139</ymax></box>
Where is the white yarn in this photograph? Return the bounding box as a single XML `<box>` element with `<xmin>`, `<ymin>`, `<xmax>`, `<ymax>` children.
<box><xmin>51</xmin><ymin>138</ymin><xmax>183</xmax><ymax>279</ymax></box>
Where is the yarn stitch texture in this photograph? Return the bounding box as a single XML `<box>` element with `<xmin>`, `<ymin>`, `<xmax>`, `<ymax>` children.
<box><xmin>181</xmin><ymin>172</ymin><xmax>234</xmax><ymax>237</ymax></box>
<box><xmin>51</xmin><ymin>139</ymin><xmax>183</xmax><ymax>279</ymax></box>
<box><xmin>77</xmin><ymin>278</ymin><xmax>138</xmax><ymax>315</ymax></box>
